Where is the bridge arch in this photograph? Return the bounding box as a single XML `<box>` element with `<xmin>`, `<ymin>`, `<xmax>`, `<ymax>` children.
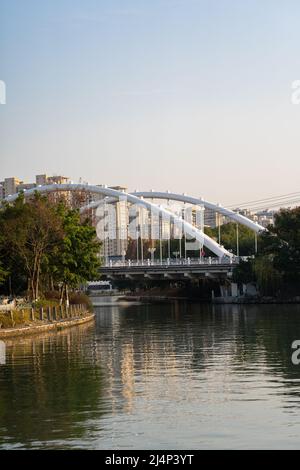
<box><xmin>81</xmin><ymin>191</ymin><xmax>265</xmax><ymax>233</ymax></box>
<box><xmin>132</xmin><ymin>192</ymin><xmax>265</xmax><ymax>233</ymax></box>
<box><xmin>3</xmin><ymin>184</ymin><xmax>233</xmax><ymax>258</ymax></box>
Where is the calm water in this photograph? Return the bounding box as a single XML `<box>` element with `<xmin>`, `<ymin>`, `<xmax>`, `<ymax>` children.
<box><xmin>1</xmin><ymin>299</ymin><xmax>300</xmax><ymax>449</ymax></box>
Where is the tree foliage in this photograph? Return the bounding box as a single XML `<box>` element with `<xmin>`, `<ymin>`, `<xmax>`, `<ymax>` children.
<box><xmin>233</xmin><ymin>207</ymin><xmax>300</xmax><ymax>297</ymax></box>
<box><xmin>205</xmin><ymin>222</ymin><xmax>259</xmax><ymax>256</ymax></box>
<box><xmin>232</xmin><ymin>259</ymin><xmax>256</xmax><ymax>284</ymax></box>
<box><xmin>49</xmin><ymin>204</ymin><xmax>101</xmax><ymax>303</ymax></box>
<box><xmin>260</xmin><ymin>208</ymin><xmax>300</xmax><ymax>284</ymax></box>
<box><xmin>0</xmin><ymin>194</ymin><xmax>101</xmax><ymax>301</ymax></box>
<box><xmin>0</xmin><ymin>262</ymin><xmax>7</xmax><ymax>285</ymax></box>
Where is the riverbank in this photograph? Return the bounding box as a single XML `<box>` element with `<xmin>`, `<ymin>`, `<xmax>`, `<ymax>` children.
<box><xmin>118</xmin><ymin>292</ymin><xmax>300</xmax><ymax>305</ymax></box>
<box><xmin>0</xmin><ymin>312</ymin><xmax>95</xmax><ymax>338</ymax></box>
<box><xmin>120</xmin><ymin>295</ymin><xmax>189</xmax><ymax>303</ymax></box>
<box><xmin>118</xmin><ymin>286</ymin><xmax>194</xmax><ymax>303</ymax></box>
<box><xmin>213</xmin><ymin>296</ymin><xmax>300</xmax><ymax>304</ymax></box>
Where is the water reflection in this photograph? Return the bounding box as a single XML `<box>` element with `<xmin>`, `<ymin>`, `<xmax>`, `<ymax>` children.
<box><xmin>92</xmin><ymin>302</ymin><xmax>300</xmax><ymax>448</ymax></box>
<box><xmin>0</xmin><ymin>323</ymin><xmax>104</xmax><ymax>449</ymax></box>
<box><xmin>1</xmin><ymin>301</ymin><xmax>300</xmax><ymax>448</ymax></box>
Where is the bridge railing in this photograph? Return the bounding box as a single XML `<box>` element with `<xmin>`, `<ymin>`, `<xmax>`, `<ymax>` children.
<box><xmin>103</xmin><ymin>256</ymin><xmax>250</xmax><ymax>268</ymax></box>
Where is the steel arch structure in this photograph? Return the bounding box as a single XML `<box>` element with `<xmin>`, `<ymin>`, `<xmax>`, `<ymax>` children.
<box><xmin>81</xmin><ymin>191</ymin><xmax>265</xmax><ymax>234</ymax></box>
<box><xmin>132</xmin><ymin>192</ymin><xmax>265</xmax><ymax>233</ymax></box>
<box><xmin>3</xmin><ymin>183</ymin><xmax>236</xmax><ymax>258</ymax></box>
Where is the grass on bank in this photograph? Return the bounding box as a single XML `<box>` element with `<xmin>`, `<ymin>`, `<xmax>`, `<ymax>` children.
<box><xmin>0</xmin><ymin>309</ymin><xmax>32</xmax><ymax>328</ymax></box>
<box><xmin>0</xmin><ymin>292</ymin><xmax>93</xmax><ymax>329</ymax></box>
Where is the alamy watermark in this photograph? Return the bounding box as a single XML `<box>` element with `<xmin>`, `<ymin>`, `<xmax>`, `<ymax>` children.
<box><xmin>0</xmin><ymin>341</ymin><xmax>6</xmax><ymax>365</ymax></box>
<box><xmin>0</xmin><ymin>80</ymin><xmax>6</xmax><ymax>105</ymax></box>
<box><xmin>291</xmin><ymin>340</ymin><xmax>300</xmax><ymax>365</ymax></box>
<box><xmin>291</xmin><ymin>80</ymin><xmax>300</xmax><ymax>105</ymax></box>
<box><xmin>95</xmin><ymin>198</ymin><xmax>205</xmax><ymax>251</ymax></box>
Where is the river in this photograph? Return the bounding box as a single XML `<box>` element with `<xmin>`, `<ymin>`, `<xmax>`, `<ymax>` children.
<box><xmin>1</xmin><ymin>298</ymin><xmax>300</xmax><ymax>449</ymax></box>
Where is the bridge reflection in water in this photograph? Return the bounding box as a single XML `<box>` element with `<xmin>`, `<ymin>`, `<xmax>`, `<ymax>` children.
<box><xmin>1</xmin><ymin>301</ymin><xmax>300</xmax><ymax>449</ymax></box>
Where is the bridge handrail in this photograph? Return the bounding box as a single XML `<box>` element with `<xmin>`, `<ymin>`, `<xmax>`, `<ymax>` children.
<box><xmin>102</xmin><ymin>256</ymin><xmax>246</xmax><ymax>268</ymax></box>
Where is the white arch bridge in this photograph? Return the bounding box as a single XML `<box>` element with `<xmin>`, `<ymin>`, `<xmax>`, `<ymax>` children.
<box><xmin>3</xmin><ymin>184</ymin><xmax>265</xmax><ymax>274</ymax></box>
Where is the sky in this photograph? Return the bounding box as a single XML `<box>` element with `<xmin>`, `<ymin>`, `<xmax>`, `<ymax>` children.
<box><xmin>0</xmin><ymin>0</ymin><xmax>300</xmax><ymax>206</ymax></box>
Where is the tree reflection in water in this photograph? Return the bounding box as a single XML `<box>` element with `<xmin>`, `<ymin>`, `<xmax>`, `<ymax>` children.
<box><xmin>94</xmin><ymin>302</ymin><xmax>300</xmax><ymax>412</ymax></box>
<box><xmin>2</xmin><ymin>301</ymin><xmax>300</xmax><ymax>449</ymax></box>
<box><xmin>0</xmin><ymin>323</ymin><xmax>104</xmax><ymax>449</ymax></box>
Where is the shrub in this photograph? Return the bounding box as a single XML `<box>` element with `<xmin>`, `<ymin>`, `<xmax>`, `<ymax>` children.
<box><xmin>0</xmin><ymin>309</ymin><xmax>32</xmax><ymax>328</ymax></box>
<box><xmin>69</xmin><ymin>292</ymin><xmax>93</xmax><ymax>312</ymax></box>
<box><xmin>33</xmin><ymin>299</ymin><xmax>60</xmax><ymax>309</ymax></box>
<box><xmin>43</xmin><ymin>290</ymin><xmax>61</xmax><ymax>301</ymax></box>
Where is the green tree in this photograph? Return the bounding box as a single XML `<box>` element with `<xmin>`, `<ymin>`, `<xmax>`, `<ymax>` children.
<box><xmin>260</xmin><ymin>208</ymin><xmax>300</xmax><ymax>285</ymax></box>
<box><xmin>0</xmin><ymin>194</ymin><xmax>101</xmax><ymax>302</ymax></box>
<box><xmin>0</xmin><ymin>194</ymin><xmax>63</xmax><ymax>300</ymax></box>
<box><xmin>233</xmin><ymin>207</ymin><xmax>300</xmax><ymax>297</ymax></box>
<box><xmin>253</xmin><ymin>255</ymin><xmax>282</xmax><ymax>296</ymax></box>
<box><xmin>0</xmin><ymin>262</ymin><xmax>7</xmax><ymax>285</ymax></box>
<box><xmin>49</xmin><ymin>205</ymin><xmax>101</xmax><ymax>304</ymax></box>
<box><xmin>205</xmin><ymin>222</ymin><xmax>258</xmax><ymax>256</ymax></box>
<box><xmin>232</xmin><ymin>258</ymin><xmax>256</xmax><ymax>284</ymax></box>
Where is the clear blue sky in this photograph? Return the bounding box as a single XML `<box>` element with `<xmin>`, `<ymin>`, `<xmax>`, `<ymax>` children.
<box><xmin>0</xmin><ymin>0</ymin><xmax>300</xmax><ymax>204</ymax></box>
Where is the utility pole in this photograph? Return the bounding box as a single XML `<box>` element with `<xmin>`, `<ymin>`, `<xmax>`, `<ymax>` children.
<box><xmin>136</xmin><ymin>209</ymin><xmax>139</xmax><ymax>264</ymax></box>
<box><xmin>159</xmin><ymin>215</ymin><xmax>163</xmax><ymax>264</ymax></box>
<box><xmin>140</xmin><ymin>208</ymin><xmax>143</xmax><ymax>265</ymax></box>
<box><xmin>168</xmin><ymin>221</ymin><xmax>171</xmax><ymax>260</ymax></box>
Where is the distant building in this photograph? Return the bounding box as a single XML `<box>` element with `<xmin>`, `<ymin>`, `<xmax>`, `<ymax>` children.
<box><xmin>17</xmin><ymin>183</ymin><xmax>36</xmax><ymax>192</ymax></box>
<box><xmin>36</xmin><ymin>174</ymin><xmax>69</xmax><ymax>186</ymax></box>
<box><xmin>1</xmin><ymin>177</ymin><xmax>23</xmax><ymax>197</ymax></box>
<box><xmin>204</xmin><ymin>207</ymin><xmax>224</xmax><ymax>228</ymax></box>
<box><xmin>35</xmin><ymin>174</ymin><xmax>48</xmax><ymax>186</ymax></box>
<box><xmin>98</xmin><ymin>186</ymin><xmax>129</xmax><ymax>260</ymax></box>
<box><xmin>0</xmin><ymin>174</ymin><xmax>71</xmax><ymax>200</ymax></box>
<box><xmin>231</xmin><ymin>207</ymin><xmax>275</xmax><ymax>228</ymax></box>
<box><xmin>47</xmin><ymin>175</ymin><xmax>69</xmax><ymax>185</ymax></box>
<box><xmin>255</xmin><ymin>210</ymin><xmax>275</xmax><ymax>227</ymax></box>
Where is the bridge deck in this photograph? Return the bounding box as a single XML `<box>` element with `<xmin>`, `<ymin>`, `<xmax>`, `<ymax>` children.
<box><xmin>100</xmin><ymin>261</ymin><xmax>239</xmax><ymax>280</ymax></box>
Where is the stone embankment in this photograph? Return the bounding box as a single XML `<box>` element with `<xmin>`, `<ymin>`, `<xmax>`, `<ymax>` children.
<box><xmin>0</xmin><ymin>304</ymin><xmax>95</xmax><ymax>338</ymax></box>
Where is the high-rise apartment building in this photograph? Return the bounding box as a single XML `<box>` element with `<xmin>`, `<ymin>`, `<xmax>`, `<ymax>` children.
<box><xmin>47</xmin><ymin>175</ymin><xmax>69</xmax><ymax>185</ymax></box>
<box><xmin>97</xmin><ymin>186</ymin><xmax>129</xmax><ymax>260</ymax></box>
<box><xmin>36</xmin><ymin>174</ymin><xmax>69</xmax><ymax>185</ymax></box>
<box><xmin>204</xmin><ymin>208</ymin><xmax>225</xmax><ymax>228</ymax></box>
<box><xmin>0</xmin><ymin>174</ymin><xmax>70</xmax><ymax>200</ymax></box>
<box><xmin>3</xmin><ymin>177</ymin><xmax>23</xmax><ymax>197</ymax></box>
<box><xmin>35</xmin><ymin>174</ymin><xmax>48</xmax><ymax>186</ymax></box>
<box><xmin>17</xmin><ymin>182</ymin><xmax>36</xmax><ymax>192</ymax></box>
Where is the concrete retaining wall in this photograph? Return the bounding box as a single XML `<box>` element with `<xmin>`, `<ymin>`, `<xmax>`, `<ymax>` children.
<box><xmin>0</xmin><ymin>313</ymin><xmax>95</xmax><ymax>339</ymax></box>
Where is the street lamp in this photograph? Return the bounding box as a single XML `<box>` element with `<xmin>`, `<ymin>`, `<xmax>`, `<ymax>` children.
<box><xmin>236</xmin><ymin>223</ymin><xmax>239</xmax><ymax>257</ymax></box>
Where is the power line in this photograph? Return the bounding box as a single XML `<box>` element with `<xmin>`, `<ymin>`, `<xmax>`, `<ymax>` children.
<box><xmin>227</xmin><ymin>191</ymin><xmax>300</xmax><ymax>209</ymax></box>
<box><xmin>246</xmin><ymin>198</ymin><xmax>300</xmax><ymax>212</ymax></box>
<box><xmin>228</xmin><ymin>198</ymin><xmax>300</xmax><ymax>213</ymax></box>
<box><xmin>229</xmin><ymin>193</ymin><xmax>300</xmax><ymax>209</ymax></box>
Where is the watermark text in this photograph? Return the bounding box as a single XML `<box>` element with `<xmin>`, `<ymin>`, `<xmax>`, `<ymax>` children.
<box><xmin>291</xmin><ymin>340</ymin><xmax>300</xmax><ymax>364</ymax></box>
<box><xmin>0</xmin><ymin>80</ymin><xmax>6</xmax><ymax>105</ymax></box>
<box><xmin>291</xmin><ymin>80</ymin><xmax>300</xmax><ymax>105</ymax></box>
<box><xmin>0</xmin><ymin>341</ymin><xmax>6</xmax><ymax>365</ymax></box>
